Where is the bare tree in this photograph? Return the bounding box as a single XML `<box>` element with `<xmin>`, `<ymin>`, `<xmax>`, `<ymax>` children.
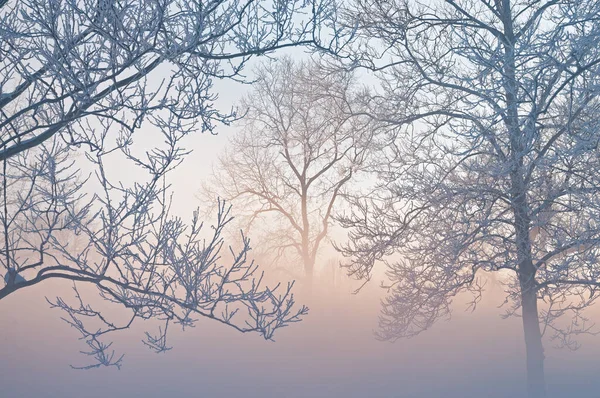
<box><xmin>206</xmin><ymin>57</ymin><xmax>372</xmax><ymax>286</ymax></box>
<box><xmin>0</xmin><ymin>0</ymin><xmax>345</xmax><ymax>368</ymax></box>
<box><xmin>0</xmin><ymin>0</ymin><xmax>341</xmax><ymax>160</ymax></box>
<box><xmin>1</xmin><ymin>134</ymin><xmax>307</xmax><ymax>369</ymax></box>
<box><xmin>336</xmin><ymin>1</ymin><xmax>600</xmax><ymax>397</ymax></box>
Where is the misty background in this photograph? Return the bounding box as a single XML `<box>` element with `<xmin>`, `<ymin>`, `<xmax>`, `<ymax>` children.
<box><xmin>3</xmin><ymin>1</ymin><xmax>600</xmax><ymax>396</ymax></box>
<box><xmin>2</xmin><ymin>72</ymin><xmax>600</xmax><ymax>395</ymax></box>
<box><xmin>3</xmin><ymin>272</ymin><xmax>600</xmax><ymax>397</ymax></box>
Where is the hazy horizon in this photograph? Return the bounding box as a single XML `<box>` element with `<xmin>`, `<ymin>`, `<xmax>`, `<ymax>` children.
<box><xmin>2</xmin><ymin>268</ymin><xmax>600</xmax><ymax>397</ymax></box>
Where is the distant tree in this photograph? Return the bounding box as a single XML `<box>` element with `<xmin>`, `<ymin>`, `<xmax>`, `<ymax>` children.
<box><xmin>207</xmin><ymin>57</ymin><xmax>372</xmax><ymax>286</ymax></box>
<box><xmin>337</xmin><ymin>1</ymin><xmax>600</xmax><ymax>397</ymax></box>
<box><xmin>0</xmin><ymin>0</ymin><xmax>343</xmax><ymax>368</ymax></box>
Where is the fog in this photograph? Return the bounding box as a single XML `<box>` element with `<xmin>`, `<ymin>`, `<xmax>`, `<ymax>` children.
<box><xmin>3</xmin><ymin>2</ymin><xmax>600</xmax><ymax>395</ymax></box>
<box><xmin>2</xmin><ymin>271</ymin><xmax>600</xmax><ymax>397</ymax></box>
<box><xmin>2</xmin><ymin>75</ymin><xmax>600</xmax><ymax>398</ymax></box>
<box><xmin>2</xmin><ymin>73</ymin><xmax>600</xmax><ymax>398</ymax></box>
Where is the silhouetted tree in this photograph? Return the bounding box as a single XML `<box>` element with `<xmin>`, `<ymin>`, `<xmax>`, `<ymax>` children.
<box><xmin>207</xmin><ymin>57</ymin><xmax>372</xmax><ymax>286</ymax></box>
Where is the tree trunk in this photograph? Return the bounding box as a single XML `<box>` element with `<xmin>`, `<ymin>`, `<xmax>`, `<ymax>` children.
<box><xmin>501</xmin><ymin>3</ymin><xmax>546</xmax><ymax>391</ymax></box>
<box><xmin>513</xmin><ymin>199</ymin><xmax>546</xmax><ymax>398</ymax></box>
<box><xmin>300</xmin><ymin>184</ymin><xmax>313</xmax><ymax>291</ymax></box>
<box><xmin>512</xmin><ymin>187</ymin><xmax>546</xmax><ymax>398</ymax></box>
<box><xmin>519</xmin><ymin>271</ymin><xmax>546</xmax><ymax>398</ymax></box>
<box><xmin>303</xmin><ymin>255</ymin><xmax>314</xmax><ymax>291</ymax></box>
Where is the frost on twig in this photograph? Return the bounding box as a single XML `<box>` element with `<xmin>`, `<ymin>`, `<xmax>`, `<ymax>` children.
<box><xmin>0</xmin><ymin>136</ymin><xmax>307</xmax><ymax>369</ymax></box>
<box><xmin>0</xmin><ymin>0</ymin><xmax>332</xmax><ymax>369</ymax></box>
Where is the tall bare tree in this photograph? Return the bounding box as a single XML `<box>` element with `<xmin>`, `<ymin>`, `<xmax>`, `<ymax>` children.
<box><xmin>337</xmin><ymin>1</ymin><xmax>600</xmax><ymax>397</ymax></box>
<box><xmin>0</xmin><ymin>0</ymin><xmax>344</xmax><ymax>368</ymax></box>
<box><xmin>207</xmin><ymin>57</ymin><xmax>372</xmax><ymax>285</ymax></box>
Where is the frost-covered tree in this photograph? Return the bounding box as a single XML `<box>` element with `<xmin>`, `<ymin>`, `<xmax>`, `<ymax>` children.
<box><xmin>337</xmin><ymin>1</ymin><xmax>600</xmax><ymax>397</ymax></box>
<box><xmin>0</xmin><ymin>134</ymin><xmax>308</xmax><ymax>369</ymax></box>
<box><xmin>0</xmin><ymin>0</ymin><xmax>342</xmax><ymax>368</ymax></box>
<box><xmin>207</xmin><ymin>57</ymin><xmax>372</xmax><ymax>285</ymax></box>
<box><xmin>0</xmin><ymin>0</ymin><xmax>339</xmax><ymax>160</ymax></box>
